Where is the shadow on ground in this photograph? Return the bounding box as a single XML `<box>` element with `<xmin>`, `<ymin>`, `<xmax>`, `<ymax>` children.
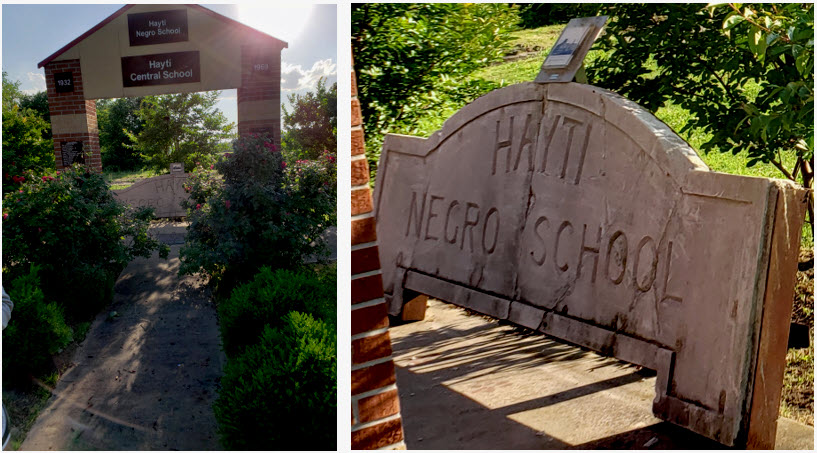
<box><xmin>390</xmin><ymin>300</ymin><xmax>812</xmax><ymax>450</ymax></box>
<box><xmin>18</xmin><ymin>243</ymin><xmax>224</xmax><ymax>451</ymax></box>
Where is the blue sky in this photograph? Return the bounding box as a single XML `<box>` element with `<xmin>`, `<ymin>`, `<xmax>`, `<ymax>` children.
<box><xmin>2</xmin><ymin>3</ymin><xmax>338</xmax><ymax>126</ymax></box>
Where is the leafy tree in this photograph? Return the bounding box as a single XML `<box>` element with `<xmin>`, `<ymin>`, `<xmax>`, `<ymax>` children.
<box><xmin>127</xmin><ymin>92</ymin><xmax>234</xmax><ymax>173</ymax></box>
<box><xmin>516</xmin><ymin>4</ymin><xmax>576</xmax><ymax>29</ymax></box>
<box><xmin>98</xmin><ymin>97</ymin><xmax>145</xmax><ymax>171</ymax></box>
<box><xmin>2</xmin><ymin>72</ymin><xmax>54</xmax><ymax>194</ymax></box>
<box><xmin>352</xmin><ymin>3</ymin><xmax>519</xmax><ymax>177</ymax></box>
<box><xmin>281</xmin><ymin>78</ymin><xmax>337</xmax><ymax>160</ymax></box>
<box><xmin>20</xmin><ymin>90</ymin><xmax>50</xmax><ymax>125</ymax></box>
<box><xmin>581</xmin><ymin>4</ymin><xmax>813</xmax><ymax>224</ymax></box>
<box><xmin>2</xmin><ymin>71</ymin><xmax>23</xmax><ymax>111</ymax></box>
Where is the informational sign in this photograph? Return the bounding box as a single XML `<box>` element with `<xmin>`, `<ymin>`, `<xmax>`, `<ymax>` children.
<box><xmin>127</xmin><ymin>9</ymin><xmax>189</xmax><ymax>46</ymax></box>
<box><xmin>60</xmin><ymin>141</ymin><xmax>84</xmax><ymax>167</ymax></box>
<box><xmin>543</xmin><ymin>24</ymin><xmax>592</xmax><ymax>68</ymax></box>
<box><xmin>536</xmin><ymin>16</ymin><xmax>607</xmax><ymax>84</ymax></box>
<box><xmin>121</xmin><ymin>51</ymin><xmax>200</xmax><ymax>87</ymax></box>
<box><xmin>54</xmin><ymin>72</ymin><xmax>75</xmax><ymax>93</ymax></box>
<box><xmin>169</xmin><ymin>162</ymin><xmax>184</xmax><ymax>174</ymax></box>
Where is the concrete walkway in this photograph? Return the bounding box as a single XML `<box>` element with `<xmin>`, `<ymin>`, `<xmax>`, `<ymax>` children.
<box><xmin>390</xmin><ymin>299</ymin><xmax>814</xmax><ymax>450</ymax></box>
<box><xmin>19</xmin><ymin>224</ymin><xmax>224</xmax><ymax>450</ymax></box>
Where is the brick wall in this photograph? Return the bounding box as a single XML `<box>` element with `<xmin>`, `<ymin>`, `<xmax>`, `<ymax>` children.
<box><xmin>237</xmin><ymin>45</ymin><xmax>282</xmax><ymax>150</ymax></box>
<box><xmin>44</xmin><ymin>60</ymin><xmax>101</xmax><ymax>172</ymax></box>
<box><xmin>350</xmin><ymin>55</ymin><xmax>406</xmax><ymax>450</ymax></box>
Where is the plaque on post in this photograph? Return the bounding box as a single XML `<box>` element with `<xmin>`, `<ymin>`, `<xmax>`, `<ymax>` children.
<box><xmin>170</xmin><ymin>162</ymin><xmax>184</xmax><ymax>174</ymax></box>
<box><xmin>535</xmin><ymin>16</ymin><xmax>608</xmax><ymax>84</ymax></box>
<box><xmin>54</xmin><ymin>72</ymin><xmax>74</xmax><ymax>93</ymax></box>
<box><xmin>60</xmin><ymin>141</ymin><xmax>84</xmax><ymax>167</ymax></box>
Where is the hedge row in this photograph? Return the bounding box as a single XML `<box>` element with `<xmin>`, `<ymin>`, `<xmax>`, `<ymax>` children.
<box><xmin>213</xmin><ymin>265</ymin><xmax>337</xmax><ymax>450</ymax></box>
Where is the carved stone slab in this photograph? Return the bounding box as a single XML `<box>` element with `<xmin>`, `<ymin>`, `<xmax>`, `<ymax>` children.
<box><xmin>113</xmin><ymin>173</ymin><xmax>189</xmax><ymax>218</ymax></box>
<box><xmin>373</xmin><ymin>82</ymin><xmax>806</xmax><ymax>447</ymax></box>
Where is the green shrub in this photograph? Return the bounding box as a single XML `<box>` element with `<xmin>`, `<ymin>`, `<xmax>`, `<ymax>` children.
<box><xmin>214</xmin><ymin>311</ymin><xmax>336</xmax><ymax>450</ymax></box>
<box><xmin>2</xmin><ymin>165</ymin><xmax>169</xmax><ymax>320</ymax></box>
<box><xmin>218</xmin><ymin>266</ymin><xmax>336</xmax><ymax>357</ymax></box>
<box><xmin>3</xmin><ymin>265</ymin><xmax>73</xmax><ymax>383</ymax></box>
<box><xmin>180</xmin><ymin>134</ymin><xmax>335</xmax><ymax>294</ymax></box>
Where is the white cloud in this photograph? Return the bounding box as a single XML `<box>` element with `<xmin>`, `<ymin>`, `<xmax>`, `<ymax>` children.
<box><xmin>27</xmin><ymin>72</ymin><xmax>45</xmax><ymax>84</ymax></box>
<box><xmin>281</xmin><ymin>58</ymin><xmax>336</xmax><ymax>92</ymax></box>
<box><xmin>23</xmin><ymin>72</ymin><xmax>46</xmax><ymax>93</ymax></box>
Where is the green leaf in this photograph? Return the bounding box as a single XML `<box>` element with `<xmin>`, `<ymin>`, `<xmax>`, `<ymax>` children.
<box><xmin>747</xmin><ymin>25</ymin><xmax>766</xmax><ymax>60</ymax></box>
<box><xmin>795</xmin><ymin>52</ymin><xmax>810</xmax><ymax>77</ymax></box>
<box><xmin>723</xmin><ymin>13</ymin><xmax>746</xmax><ymax>30</ymax></box>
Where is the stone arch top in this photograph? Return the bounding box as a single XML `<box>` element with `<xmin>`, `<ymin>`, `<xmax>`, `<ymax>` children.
<box><xmin>40</xmin><ymin>4</ymin><xmax>287</xmax><ymax>171</ymax></box>
<box><xmin>373</xmin><ymin>82</ymin><xmax>806</xmax><ymax>447</ymax></box>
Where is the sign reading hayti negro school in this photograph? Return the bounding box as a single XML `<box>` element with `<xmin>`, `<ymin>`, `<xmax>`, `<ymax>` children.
<box><xmin>127</xmin><ymin>9</ymin><xmax>189</xmax><ymax>46</ymax></box>
<box><xmin>374</xmin><ymin>82</ymin><xmax>806</xmax><ymax>447</ymax></box>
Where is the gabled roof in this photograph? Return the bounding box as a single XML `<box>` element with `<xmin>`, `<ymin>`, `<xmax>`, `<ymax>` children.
<box><xmin>38</xmin><ymin>4</ymin><xmax>287</xmax><ymax>68</ymax></box>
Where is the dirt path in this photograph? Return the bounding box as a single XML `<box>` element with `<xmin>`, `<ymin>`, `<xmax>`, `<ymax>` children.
<box><xmin>19</xmin><ymin>233</ymin><xmax>224</xmax><ymax>450</ymax></box>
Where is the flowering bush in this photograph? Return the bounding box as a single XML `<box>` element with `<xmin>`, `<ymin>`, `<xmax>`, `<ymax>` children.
<box><xmin>2</xmin><ymin>165</ymin><xmax>169</xmax><ymax>320</ymax></box>
<box><xmin>179</xmin><ymin>135</ymin><xmax>335</xmax><ymax>293</ymax></box>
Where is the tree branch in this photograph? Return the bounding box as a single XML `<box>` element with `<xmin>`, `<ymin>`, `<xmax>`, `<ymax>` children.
<box><xmin>727</xmin><ymin>4</ymin><xmax>792</xmax><ymax>44</ymax></box>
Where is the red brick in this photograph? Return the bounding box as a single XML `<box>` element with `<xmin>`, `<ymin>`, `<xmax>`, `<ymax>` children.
<box><xmin>351</xmin><ymin>99</ymin><xmax>362</xmax><ymax>127</ymax></box>
<box><xmin>351</xmin><ymin>360</ymin><xmax>396</xmax><ymax>395</ymax></box>
<box><xmin>351</xmin><ymin>70</ymin><xmax>358</xmax><ymax>97</ymax></box>
<box><xmin>358</xmin><ymin>389</ymin><xmax>401</xmax><ymax>424</ymax></box>
<box><xmin>351</xmin><ymin>273</ymin><xmax>384</xmax><ymax>305</ymax></box>
<box><xmin>352</xmin><ymin>331</ymin><xmax>393</xmax><ymax>365</ymax></box>
<box><xmin>352</xmin><ymin>187</ymin><xmax>373</xmax><ymax>216</ymax></box>
<box><xmin>351</xmin><ymin>302</ymin><xmax>388</xmax><ymax>335</ymax></box>
<box><xmin>352</xmin><ymin>245</ymin><xmax>381</xmax><ymax>276</ymax></box>
<box><xmin>351</xmin><ymin>158</ymin><xmax>370</xmax><ymax>187</ymax></box>
<box><xmin>351</xmin><ymin>128</ymin><xmax>365</xmax><ymax>156</ymax></box>
<box><xmin>351</xmin><ymin>416</ymin><xmax>403</xmax><ymax>449</ymax></box>
<box><xmin>352</xmin><ymin>216</ymin><xmax>377</xmax><ymax>245</ymax></box>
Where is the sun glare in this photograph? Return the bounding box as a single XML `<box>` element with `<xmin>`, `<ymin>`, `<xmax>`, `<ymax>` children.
<box><xmin>236</xmin><ymin>5</ymin><xmax>315</xmax><ymax>44</ymax></box>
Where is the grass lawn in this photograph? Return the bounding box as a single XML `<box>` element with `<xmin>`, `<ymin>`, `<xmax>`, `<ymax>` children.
<box><xmin>102</xmin><ymin>168</ymin><xmax>161</xmax><ymax>190</ymax></box>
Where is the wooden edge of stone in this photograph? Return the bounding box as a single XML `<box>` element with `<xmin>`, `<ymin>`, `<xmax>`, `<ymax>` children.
<box><xmin>745</xmin><ymin>182</ymin><xmax>808</xmax><ymax>449</ymax></box>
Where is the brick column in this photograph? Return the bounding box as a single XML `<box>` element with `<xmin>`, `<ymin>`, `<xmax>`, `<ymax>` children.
<box><xmin>351</xmin><ymin>54</ymin><xmax>406</xmax><ymax>450</ymax></box>
<box><xmin>44</xmin><ymin>60</ymin><xmax>101</xmax><ymax>172</ymax></box>
<box><xmin>238</xmin><ymin>44</ymin><xmax>282</xmax><ymax>151</ymax></box>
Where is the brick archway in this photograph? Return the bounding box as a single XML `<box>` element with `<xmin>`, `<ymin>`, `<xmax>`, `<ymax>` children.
<box><xmin>38</xmin><ymin>4</ymin><xmax>286</xmax><ymax>172</ymax></box>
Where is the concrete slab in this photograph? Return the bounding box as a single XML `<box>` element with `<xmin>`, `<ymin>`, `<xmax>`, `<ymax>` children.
<box><xmin>390</xmin><ymin>300</ymin><xmax>813</xmax><ymax>449</ymax></box>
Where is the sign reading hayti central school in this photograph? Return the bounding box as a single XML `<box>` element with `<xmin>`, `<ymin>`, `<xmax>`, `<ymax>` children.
<box><xmin>121</xmin><ymin>51</ymin><xmax>200</xmax><ymax>87</ymax></box>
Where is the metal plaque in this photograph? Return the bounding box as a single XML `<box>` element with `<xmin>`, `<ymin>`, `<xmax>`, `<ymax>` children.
<box><xmin>60</xmin><ymin>141</ymin><xmax>84</xmax><ymax>167</ymax></box>
<box><xmin>127</xmin><ymin>9</ymin><xmax>189</xmax><ymax>47</ymax></box>
<box><xmin>121</xmin><ymin>51</ymin><xmax>200</xmax><ymax>87</ymax></box>
<box><xmin>54</xmin><ymin>72</ymin><xmax>75</xmax><ymax>93</ymax></box>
